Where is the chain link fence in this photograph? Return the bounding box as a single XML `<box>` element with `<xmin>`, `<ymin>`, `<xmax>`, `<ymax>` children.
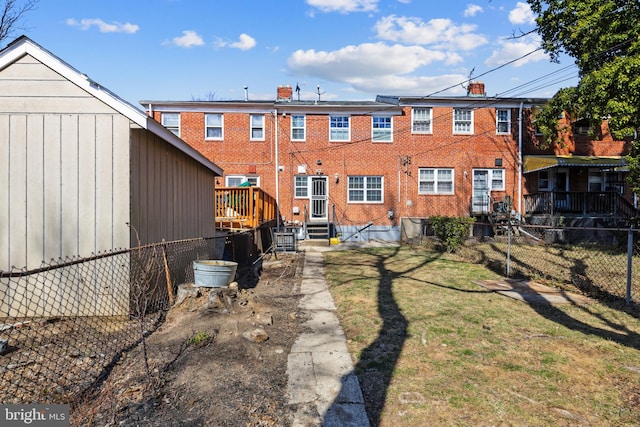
<box><xmin>0</xmin><ymin>236</ymin><xmax>226</xmax><ymax>404</ymax></box>
<box><xmin>457</xmin><ymin>223</ymin><xmax>640</xmax><ymax>307</ymax></box>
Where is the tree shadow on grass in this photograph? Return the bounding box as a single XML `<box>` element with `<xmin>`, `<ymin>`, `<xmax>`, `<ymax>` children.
<box><xmin>325</xmin><ymin>246</ymin><xmax>470</xmax><ymax>426</ymax></box>
<box><xmin>326</xmin><ymin>243</ymin><xmax>640</xmax><ymax>425</ymax></box>
<box><xmin>472</xmin><ymin>243</ymin><xmax>640</xmax><ymax>351</ymax></box>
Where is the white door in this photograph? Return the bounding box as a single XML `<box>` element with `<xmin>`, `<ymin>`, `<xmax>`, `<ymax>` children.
<box><xmin>310</xmin><ymin>176</ymin><xmax>328</xmax><ymax>220</ymax></box>
<box><xmin>472</xmin><ymin>170</ymin><xmax>490</xmax><ymax>214</ymax></box>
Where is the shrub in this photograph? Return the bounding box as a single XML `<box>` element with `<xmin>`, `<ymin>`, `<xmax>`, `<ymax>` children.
<box><xmin>429</xmin><ymin>216</ymin><xmax>476</xmax><ymax>252</ymax></box>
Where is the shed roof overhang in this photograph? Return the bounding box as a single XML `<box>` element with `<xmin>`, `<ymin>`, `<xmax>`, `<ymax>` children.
<box><xmin>523</xmin><ymin>155</ymin><xmax>627</xmax><ymax>174</ymax></box>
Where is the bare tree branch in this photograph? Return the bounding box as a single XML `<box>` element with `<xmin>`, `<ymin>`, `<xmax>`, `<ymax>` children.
<box><xmin>0</xmin><ymin>0</ymin><xmax>38</xmax><ymax>45</ymax></box>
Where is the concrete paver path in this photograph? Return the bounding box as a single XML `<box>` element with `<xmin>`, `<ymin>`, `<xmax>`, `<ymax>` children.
<box><xmin>286</xmin><ymin>249</ymin><xmax>370</xmax><ymax>426</ymax></box>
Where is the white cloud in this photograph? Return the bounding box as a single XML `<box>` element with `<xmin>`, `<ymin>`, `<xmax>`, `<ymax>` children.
<box><xmin>171</xmin><ymin>30</ymin><xmax>205</xmax><ymax>48</ymax></box>
<box><xmin>306</xmin><ymin>0</ymin><xmax>378</xmax><ymax>13</ymax></box>
<box><xmin>509</xmin><ymin>2</ymin><xmax>535</xmax><ymax>25</ymax></box>
<box><xmin>484</xmin><ymin>34</ymin><xmax>547</xmax><ymax>68</ymax></box>
<box><xmin>229</xmin><ymin>33</ymin><xmax>256</xmax><ymax>50</ymax></box>
<box><xmin>464</xmin><ymin>4</ymin><xmax>483</xmax><ymax>17</ymax></box>
<box><xmin>66</xmin><ymin>18</ymin><xmax>139</xmax><ymax>34</ymax></box>
<box><xmin>374</xmin><ymin>15</ymin><xmax>488</xmax><ymax>51</ymax></box>
<box><xmin>350</xmin><ymin>74</ymin><xmax>467</xmax><ymax>95</ymax></box>
<box><xmin>289</xmin><ymin>42</ymin><xmax>454</xmax><ymax>80</ymax></box>
<box><xmin>215</xmin><ymin>34</ymin><xmax>257</xmax><ymax>51</ymax></box>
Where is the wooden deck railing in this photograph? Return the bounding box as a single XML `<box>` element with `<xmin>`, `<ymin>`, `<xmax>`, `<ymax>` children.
<box><xmin>215</xmin><ymin>187</ymin><xmax>278</xmax><ymax>229</ymax></box>
<box><xmin>524</xmin><ymin>191</ymin><xmax>638</xmax><ymax>218</ymax></box>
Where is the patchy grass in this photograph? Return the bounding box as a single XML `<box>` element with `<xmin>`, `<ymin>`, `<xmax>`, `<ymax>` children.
<box><xmin>324</xmin><ymin>245</ymin><xmax>640</xmax><ymax>426</ymax></box>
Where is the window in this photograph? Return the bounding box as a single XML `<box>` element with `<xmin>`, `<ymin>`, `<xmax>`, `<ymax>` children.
<box><xmin>225</xmin><ymin>175</ymin><xmax>260</xmax><ymax>187</ymax></box>
<box><xmin>162</xmin><ymin>113</ymin><xmax>180</xmax><ymax>136</ymax></box>
<box><xmin>348</xmin><ymin>176</ymin><xmax>383</xmax><ymax>203</ymax></box>
<box><xmin>572</xmin><ymin>118</ymin><xmax>590</xmax><ymax>135</ymax></box>
<box><xmin>418</xmin><ymin>168</ymin><xmax>454</xmax><ymax>194</ymax></box>
<box><xmin>291</xmin><ymin>115</ymin><xmax>305</xmax><ymax>141</ymax></box>
<box><xmin>250</xmin><ymin>114</ymin><xmax>264</xmax><ymax>140</ymax></box>
<box><xmin>330</xmin><ymin>115</ymin><xmax>350</xmax><ymax>141</ymax></box>
<box><xmin>532</xmin><ymin>106</ymin><xmax>543</xmax><ymax>135</ymax></box>
<box><xmin>490</xmin><ymin>169</ymin><xmax>505</xmax><ymax>190</ymax></box>
<box><xmin>453</xmin><ymin>109</ymin><xmax>473</xmax><ymax>134</ymax></box>
<box><xmin>496</xmin><ymin>109</ymin><xmax>510</xmax><ymax>134</ymax></box>
<box><xmin>588</xmin><ymin>170</ymin><xmax>606</xmax><ymax>192</ymax></box>
<box><xmin>412</xmin><ymin>108</ymin><xmax>432</xmax><ymax>134</ymax></box>
<box><xmin>294</xmin><ymin>175</ymin><xmax>308</xmax><ymax>198</ymax></box>
<box><xmin>538</xmin><ymin>171</ymin><xmax>550</xmax><ymax>191</ymax></box>
<box><xmin>205</xmin><ymin>113</ymin><xmax>223</xmax><ymax>140</ymax></box>
<box><xmin>372</xmin><ymin>116</ymin><xmax>392</xmax><ymax>142</ymax></box>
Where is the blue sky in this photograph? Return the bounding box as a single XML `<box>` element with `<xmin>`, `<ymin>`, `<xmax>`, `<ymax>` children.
<box><xmin>15</xmin><ymin>0</ymin><xmax>578</xmax><ymax>107</ymax></box>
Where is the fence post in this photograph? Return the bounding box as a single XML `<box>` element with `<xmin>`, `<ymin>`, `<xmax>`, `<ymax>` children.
<box><xmin>506</xmin><ymin>216</ymin><xmax>512</xmax><ymax>277</ymax></box>
<box><xmin>627</xmin><ymin>228</ymin><xmax>633</xmax><ymax>306</ymax></box>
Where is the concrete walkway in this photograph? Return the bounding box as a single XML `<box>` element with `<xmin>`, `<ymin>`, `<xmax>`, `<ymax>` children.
<box><xmin>286</xmin><ymin>246</ymin><xmax>370</xmax><ymax>427</ymax></box>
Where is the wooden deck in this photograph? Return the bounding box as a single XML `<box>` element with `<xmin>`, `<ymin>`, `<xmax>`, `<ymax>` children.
<box><xmin>215</xmin><ymin>187</ymin><xmax>278</xmax><ymax>229</ymax></box>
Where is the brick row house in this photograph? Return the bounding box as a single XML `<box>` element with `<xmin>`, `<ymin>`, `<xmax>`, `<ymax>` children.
<box><xmin>143</xmin><ymin>82</ymin><xmax>635</xmax><ymax>240</ymax></box>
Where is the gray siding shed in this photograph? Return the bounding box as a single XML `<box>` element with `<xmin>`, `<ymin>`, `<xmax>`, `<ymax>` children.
<box><xmin>0</xmin><ymin>37</ymin><xmax>222</xmax><ymax>316</ymax></box>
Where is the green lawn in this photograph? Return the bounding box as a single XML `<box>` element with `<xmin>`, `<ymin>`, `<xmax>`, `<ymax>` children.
<box><xmin>324</xmin><ymin>245</ymin><xmax>640</xmax><ymax>426</ymax></box>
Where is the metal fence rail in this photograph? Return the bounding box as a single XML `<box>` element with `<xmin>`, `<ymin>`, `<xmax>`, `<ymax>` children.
<box><xmin>0</xmin><ymin>237</ymin><xmax>219</xmax><ymax>404</ymax></box>
<box><xmin>457</xmin><ymin>224</ymin><xmax>640</xmax><ymax>307</ymax></box>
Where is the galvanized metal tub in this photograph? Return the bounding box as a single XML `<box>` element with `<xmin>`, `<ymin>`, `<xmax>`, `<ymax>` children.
<box><xmin>193</xmin><ymin>260</ymin><xmax>238</xmax><ymax>287</ymax></box>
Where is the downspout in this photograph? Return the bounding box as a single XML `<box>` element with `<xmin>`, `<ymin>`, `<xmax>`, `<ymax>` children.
<box><xmin>518</xmin><ymin>102</ymin><xmax>524</xmax><ymax>215</ymax></box>
<box><xmin>274</xmin><ymin>109</ymin><xmax>280</xmax><ymax>229</ymax></box>
<box><xmin>397</xmin><ymin>156</ymin><xmax>402</xmax><ymax>219</ymax></box>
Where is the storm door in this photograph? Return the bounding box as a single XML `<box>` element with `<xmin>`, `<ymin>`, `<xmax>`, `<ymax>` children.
<box><xmin>472</xmin><ymin>170</ymin><xmax>490</xmax><ymax>214</ymax></box>
<box><xmin>310</xmin><ymin>176</ymin><xmax>328</xmax><ymax>220</ymax></box>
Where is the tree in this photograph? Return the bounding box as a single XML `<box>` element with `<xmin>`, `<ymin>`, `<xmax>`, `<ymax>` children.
<box><xmin>527</xmin><ymin>0</ymin><xmax>640</xmax><ymax>190</ymax></box>
<box><xmin>0</xmin><ymin>0</ymin><xmax>38</xmax><ymax>46</ymax></box>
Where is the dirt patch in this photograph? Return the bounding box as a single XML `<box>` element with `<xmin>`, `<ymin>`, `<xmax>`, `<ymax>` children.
<box><xmin>71</xmin><ymin>252</ymin><xmax>305</xmax><ymax>426</ymax></box>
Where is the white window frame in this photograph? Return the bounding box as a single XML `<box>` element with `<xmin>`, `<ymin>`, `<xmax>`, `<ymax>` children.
<box><xmin>347</xmin><ymin>176</ymin><xmax>383</xmax><ymax>203</ymax></box>
<box><xmin>162</xmin><ymin>112</ymin><xmax>180</xmax><ymax>136</ymax></box>
<box><xmin>418</xmin><ymin>168</ymin><xmax>454</xmax><ymax>195</ymax></box>
<box><xmin>538</xmin><ymin>170</ymin><xmax>551</xmax><ymax>191</ymax></box>
<box><xmin>372</xmin><ymin>116</ymin><xmax>393</xmax><ymax>142</ymax></box>
<box><xmin>225</xmin><ymin>175</ymin><xmax>260</xmax><ymax>187</ymax></box>
<box><xmin>496</xmin><ymin>109</ymin><xmax>511</xmax><ymax>134</ymax></box>
<box><xmin>330</xmin><ymin>115</ymin><xmax>350</xmax><ymax>142</ymax></box>
<box><xmin>412</xmin><ymin>107</ymin><xmax>432</xmax><ymax>134</ymax></box>
<box><xmin>453</xmin><ymin>108</ymin><xmax>473</xmax><ymax>134</ymax></box>
<box><xmin>205</xmin><ymin>113</ymin><xmax>223</xmax><ymax>140</ymax></box>
<box><xmin>294</xmin><ymin>175</ymin><xmax>308</xmax><ymax>198</ymax></box>
<box><xmin>490</xmin><ymin>169</ymin><xmax>505</xmax><ymax>191</ymax></box>
<box><xmin>250</xmin><ymin>114</ymin><xmax>265</xmax><ymax>141</ymax></box>
<box><xmin>291</xmin><ymin>114</ymin><xmax>306</xmax><ymax>141</ymax></box>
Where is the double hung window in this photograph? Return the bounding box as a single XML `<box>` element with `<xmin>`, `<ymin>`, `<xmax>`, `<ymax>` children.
<box><xmin>418</xmin><ymin>168</ymin><xmax>454</xmax><ymax>194</ymax></box>
<box><xmin>162</xmin><ymin>113</ymin><xmax>180</xmax><ymax>136</ymax></box>
<box><xmin>348</xmin><ymin>176</ymin><xmax>383</xmax><ymax>202</ymax></box>
<box><xmin>330</xmin><ymin>116</ymin><xmax>350</xmax><ymax>141</ymax></box>
<box><xmin>412</xmin><ymin>108</ymin><xmax>432</xmax><ymax>134</ymax></box>
<box><xmin>453</xmin><ymin>109</ymin><xmax>473</xmax><ymax>134</ymax></box>
<box><xmin>205</xmin><ymin>113</ymin><xmax>223</xmax><ymax>140</ymax></box>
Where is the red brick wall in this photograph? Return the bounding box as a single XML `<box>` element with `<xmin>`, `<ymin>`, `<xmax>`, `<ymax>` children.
<box><xmin>151</xmin><ymin>105</ymin><xmax>558</xmax><ymax>225</ymax></box>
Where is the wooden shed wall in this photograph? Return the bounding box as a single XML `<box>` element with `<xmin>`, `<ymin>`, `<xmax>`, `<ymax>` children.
<box><xmin>0</xmin><ymin>54</ymin><xmax>132</xmax><ymax>270</ymax></box>
<box><xmin>129</xmin><ymin>128</ymin><xmax>216</xmax><ymax>245</ymax></box>
<box><xmin>0</xmin><ymin>53</ymin><xmax>132</xmax><ymax>316</ymax></box>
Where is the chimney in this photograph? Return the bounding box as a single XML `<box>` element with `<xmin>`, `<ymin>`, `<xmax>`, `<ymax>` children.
<box><xmin>277</xmin><ymin>85</ymin><xmax>293</xmax><ymax>102</ymax></box>
<box><xmin>467</xmin><ymin>81</ymin><xmax>486</xmax><ymax>97</ymax></box>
